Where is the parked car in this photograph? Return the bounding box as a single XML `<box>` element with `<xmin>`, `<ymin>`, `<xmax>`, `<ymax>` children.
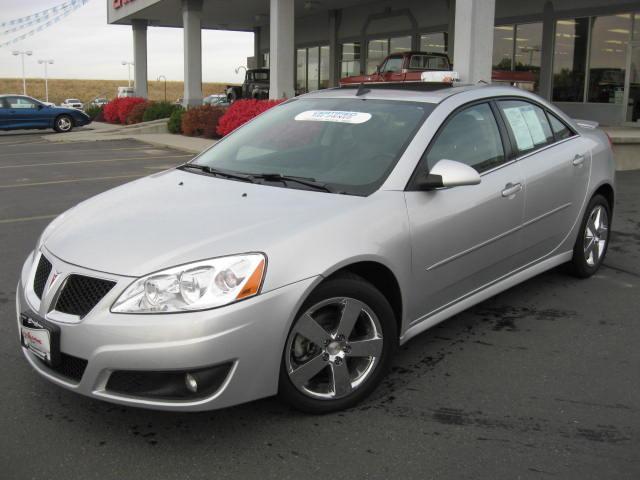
<box><xmin>16</xmin><ymin>82</ymin><xmax>614</xmax><ymax>413</ymax></box>
<box><xmin>90</xmin><ymin>97</ymin><xmax>109</xmax><ymax>107</ymax></box>
<box><xmin>0</xmin><ymin>94</ymin><xmax>91</xmax><ymax>132</ymax></box>
<box><xmin>226</xmin><ymin>68</ymin><xmax>269</xmax><ymax>102</ymax></box>
<box><xmin>203</xmin><ymin>94</ymin><xmax>230</xmax><ymax>107</ymax></box>
<box><xmin>340</xmin><ymin>51</ymin><xmax>452</xmax><ymax>86</ymax></box>
<box><xmin>117</xmin><ymin>86</ymin><xmax>135</xmax><ymax>98</ymax></box>
<box><xmin>60</xmin><ymin>98</ymin><xmax>84</xmax><ymax>110</ymax></box>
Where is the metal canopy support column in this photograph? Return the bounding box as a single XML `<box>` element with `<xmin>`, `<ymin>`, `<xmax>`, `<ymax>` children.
<box><xmin>183</xmin><ymin>0</ymin><xmax>203</xmax><ymax>107</ymax></box>
<box><xmin>538</xmin><ymin>1</ymin><xmax>556</xmax><ymax>101</ymax></box>
<box><xmin>269</xmin><ymin>0</ymin><xmax>295</xmax><ymax>99</ymax></box>
<box><xmin>132</xmin><ymin>19</ymin><xmax>148</xmax><ymax>98</ymax></box>
<box><xmin>452</xmin><ymin>0</ymin><xmax>495</xmax><ymax>84</ymax></box>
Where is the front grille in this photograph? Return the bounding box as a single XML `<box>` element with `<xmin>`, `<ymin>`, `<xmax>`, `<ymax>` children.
<box><xmin>33</xmin><ymin>255</ymin><xmax>52</xmax><ymax>299</ymax></box>
<box><xmin>55</xmin><ymin>275</ymin><xmax>116</xmax><ymax>318</ymax></box>
<box><xmin>38</xmin><ymin>353</ymin><xmax>88</xmax><ymax>383</ymax></box>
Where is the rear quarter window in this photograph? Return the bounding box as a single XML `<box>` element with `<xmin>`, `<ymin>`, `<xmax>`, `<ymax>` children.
<box><xmin>547</xmin><ymin>112</ymin><xmax>575</xmax><ymax>140</ymax></box>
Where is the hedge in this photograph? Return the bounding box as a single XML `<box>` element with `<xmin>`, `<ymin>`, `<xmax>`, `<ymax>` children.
<box><xmin>216</xmin><ymin>99</ymin><xmax>285</xmax><ymax>137</ymax></box>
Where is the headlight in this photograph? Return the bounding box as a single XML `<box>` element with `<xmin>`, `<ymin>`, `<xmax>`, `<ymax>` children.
<box><xmin>111</xmin><ymin>253</ymin><xmax>266</xmax><ymax>314</ymax></box>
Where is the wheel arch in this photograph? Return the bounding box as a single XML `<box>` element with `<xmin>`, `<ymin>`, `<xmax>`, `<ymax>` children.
<box><xmin>593</xmin><ymin>182</ymin><xmax>615</xmax><ymax>212</ymax></box>
<box><xmin>322</xmin><ymin>260</ymin><xmax>404</xmax><ymax>337</ymax></box>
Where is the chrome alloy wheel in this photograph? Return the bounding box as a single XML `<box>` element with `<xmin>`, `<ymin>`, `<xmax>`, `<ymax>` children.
<box><xmin>285</xmin><ymin>297</ymin><xmax>383</xmax><ymax>400</ymax></box>
<box><xmin>584</xmin><ymin>205</ymin><xmax>609</xmax><ymax>267</ymax></box>
<box><xmin>57</xmin><ymin>117</ymin><xmax>72</xmax><ymax>132</ymax></box>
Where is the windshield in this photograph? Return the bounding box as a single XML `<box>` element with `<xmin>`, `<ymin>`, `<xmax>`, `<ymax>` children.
<box><xmin>191</xmin><ymin>98</ymin><xmax>432</xmax><ymax>195</ymax></box>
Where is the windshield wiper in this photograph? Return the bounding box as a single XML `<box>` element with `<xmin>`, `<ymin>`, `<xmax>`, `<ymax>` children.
<box><xmin>181</xmin><ymin>164</ymin><xmax>255</xmax><ymax>183</ymax></box>
<box><xmin>252</xmin><ymin>173</ymin><xmax>334</xmax><ymax>193</ymax></box>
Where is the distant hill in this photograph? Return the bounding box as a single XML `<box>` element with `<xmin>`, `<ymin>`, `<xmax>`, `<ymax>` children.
<box><xmin>0</xmin><ymin>78</ymin><xmax>233</xmax><ymax>105</ymax></box>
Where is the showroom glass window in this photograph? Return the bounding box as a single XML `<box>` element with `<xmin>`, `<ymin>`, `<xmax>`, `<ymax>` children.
<box><xmin>366</xmin><ymin>36</ymin><xmax>411</xmax><ymax>74</ymax></box>
<box><xmin>296</xmin><ymin>46</ymin><xmax>330</xmax><ymax>93</ymax></box>
<box><xmin>341</xmin><ymin>42</ymin><xmax>360</xmax><ymax>77</ymax></box>
<box><xmin>552</xmin><ymin>18</ymin><xmax>590</xmax><ymax>102</ymax></box>
<box><xmin>420</xmin><ymin>32</ymin><xmax>448</xmax><ymax>54</ymax></box>
<box><xmin>492</xmin><ymin>23</ymin><xmax>542</xmax><ymax>92</ymax></box>
<box><xmin>588</xmin><ymin>14</ymin><xmax>630</xmax><ymax>104</ymax></box>
<box><xmin>367</xmin><ymin>38</ymin><xmax>389</xmax><ymax>74</ymax></box>
<box><xmin>492</xmin><ymin>25</ymin><xmax>514</xmax><ymax>71</ymax></box>
<box><xmin>296</xmin><ymin>48</ymin><xmax>307</xmax><ymax>93</ymax></box>
<box><xmin>320</xmin><ymin>46</ymin><xmax>330</xmax><ymax>89</ymax></box>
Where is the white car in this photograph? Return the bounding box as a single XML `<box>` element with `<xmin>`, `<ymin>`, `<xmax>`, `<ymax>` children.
<box><xmin>61</xmin><ymin>98</ymin><xmax>84</xmax><ymax>110</ymax></box>
<box><xmin>117</xmin><ymin>87</ymin><xmax>135</xmax><ymax>98</ymax></box>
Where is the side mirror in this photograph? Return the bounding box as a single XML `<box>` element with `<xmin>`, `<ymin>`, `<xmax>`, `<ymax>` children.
<box><xmin>376</xmin><ymin>65</ymin><xmax>381</xmax><ymax>75</ymax></box>
<box><xmin>37</xmin><ymin>104</ymin><xmax>44</xmax><ymax>110</ymax></box>
<box><xmin>415</xmin><ymin>159</ymin><xmax>481</xmax><ymax>190</ymax></box>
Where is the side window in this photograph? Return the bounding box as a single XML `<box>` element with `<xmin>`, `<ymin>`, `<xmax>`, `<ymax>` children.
<box><xmin>498</xmin><ymin>100</ymin><xmax>553</xmax><ymax>154</ymax></box>
<box><xmin>383</xmin><ymin>57</ymin><xmax>404</xmax><ymax>73</ymax></box>
<box><xmin>547</xmin><ymin>112</ymin><xmax>574</xmax><ymax>140</ymax></box>
<box><xmin>427</xmin><ymin>56</ymin><xmax>449</xmax><ymax>70</ymax></box>
<box><xmin>0</xmin><ymin>98</ymin><xmax>7</xmax><ymax>108</ymax></box>
<box><xmin>8</xmin><ymin>97</ymin><xmax>37</xmax><ymax>109</ymax></box>
<box><xmin>425</xmin><ymin>103</ymin><xmax>505</xmax><ymax>173</ymax></box>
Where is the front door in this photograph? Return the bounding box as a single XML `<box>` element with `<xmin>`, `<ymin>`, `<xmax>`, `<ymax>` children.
<box><xmin>4</xmin><ymin>96</ymin><xmax>46</xmax><ymax>129</ymax></box>
<box><xmin>404</xmin><ymin>102</ymin><xmax>525</xmax><ymax>322</ymax></box>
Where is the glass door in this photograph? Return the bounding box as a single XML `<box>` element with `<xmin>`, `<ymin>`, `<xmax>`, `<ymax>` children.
<box><xmin>624</xmin><ymin>40</ymin><xmax>640</xmax><ymax>122</ymax></box>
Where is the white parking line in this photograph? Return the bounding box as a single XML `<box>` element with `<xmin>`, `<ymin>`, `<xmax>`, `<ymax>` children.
<box><xmin>0</xmin><ymin>145</ymin><xmax>165</xmax><ymax>156</ymax></box>
<box><xmin>0</xmin><ymin>173</ymin><xmax>145</xmax><ymax>189</ymax></box>
<box><xmin>0</xmin><ymin>154</ymin><xmax>191</xmax><ymax>169</ymax></box>
<box><xmin>0</xmin><ymin>214</ymin><xmax>58</xmax><ymax>225</ymax></box>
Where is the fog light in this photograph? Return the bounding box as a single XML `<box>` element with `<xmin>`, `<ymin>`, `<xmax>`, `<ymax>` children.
<box><xmin>185</xmin><ymin>373</ymin><xmax>198</xmax><ymax>393</ymax></box>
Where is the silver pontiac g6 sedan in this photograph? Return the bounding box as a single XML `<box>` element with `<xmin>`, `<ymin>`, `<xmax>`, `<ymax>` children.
<box><xmin>16</xmin><ymin>84</ymin><xmax>615</xmax><ymax>413</ymax></box>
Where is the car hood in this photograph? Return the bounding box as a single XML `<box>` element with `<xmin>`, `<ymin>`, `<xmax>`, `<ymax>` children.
<box><xmin>43</xmin><ymin>169</ymin><xmax>363</xmax><ymax>277</ymax></box>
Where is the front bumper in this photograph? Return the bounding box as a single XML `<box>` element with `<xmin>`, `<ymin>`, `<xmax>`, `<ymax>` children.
<box><xmin>16</xmin><ymin>250</ymin><xmax>318</xmax><ymax>411</ymax></box>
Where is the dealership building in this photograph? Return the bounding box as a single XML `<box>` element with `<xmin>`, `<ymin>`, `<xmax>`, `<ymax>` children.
<box><xmin>108</xmin><ymin>0</ymin><xmax>640</xmax><ymax>125</ymax></box>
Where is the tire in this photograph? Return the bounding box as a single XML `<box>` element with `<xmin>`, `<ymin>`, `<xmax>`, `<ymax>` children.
<box><xmin>279</xmin><ymin>272</ymin><xmax>397</xmax><ymax>413</ymax></box>
<box><xmin>54</xmin><ymin>115</ymin><xmax>73</xmax><ymax>133</ymax></box>
<box><xmin>567</xmin><ymin>194</ymin><xmax>611</xmax><ymax>278</ymax></box>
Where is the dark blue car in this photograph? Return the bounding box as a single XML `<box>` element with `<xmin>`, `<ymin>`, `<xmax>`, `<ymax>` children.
<box><xmin>0</xmin><ymin>94</ymin><xmax>91</xmax><ymax>133</ymax></box>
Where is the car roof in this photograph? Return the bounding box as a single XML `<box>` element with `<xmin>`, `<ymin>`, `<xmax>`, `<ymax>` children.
<box><xmin>301</xmin><ymin>84</ymin><xmax>546</xmax><ymax>105</ymax></box>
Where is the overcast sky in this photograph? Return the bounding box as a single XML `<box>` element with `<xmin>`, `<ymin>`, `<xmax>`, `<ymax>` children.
<box><xmin>0</xmin><ymin>0</ymin><xmax>254</xmax><ymax>82</ymax></box>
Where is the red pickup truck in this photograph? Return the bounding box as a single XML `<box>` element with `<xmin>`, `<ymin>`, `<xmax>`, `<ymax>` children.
<box><xmin>340</xmin><ymin>50</ymin><xmax>537</xmax><ymax>90</ymax></box>
<box><xmin>340</xmin><ymin>51</ymin><xmax>452</xmax><ymax>85</ymax></box>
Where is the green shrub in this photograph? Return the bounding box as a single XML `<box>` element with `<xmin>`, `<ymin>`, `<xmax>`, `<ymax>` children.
<box><xmin>168</xmin><ymin>107</ymin><xmax>185</xmax><ymax>134</ymax></box>
<box><xmin>84</xmin><ymin>104</ymin><xmax>103</xmax><ymax>120</ymax></box>
<box><xmin>143</xmin><ymin>101</ymin><xmax>180</xmax><ymax>122</ymax></box>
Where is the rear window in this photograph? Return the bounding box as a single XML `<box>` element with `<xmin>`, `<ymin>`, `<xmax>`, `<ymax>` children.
<box><xmin>408</xmin><ymin>55</ymin><xmax>449</xmax><ymax>70</ymax></box>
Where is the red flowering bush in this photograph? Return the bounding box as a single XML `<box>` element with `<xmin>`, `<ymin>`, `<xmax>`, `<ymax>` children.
<box><xmin>181</xmin><ymin>105</ymin><xmax>227</xmax><ymax>139</ymax></box>
<box><xmin>216</xmin><ymin>99</ymin><xmax>285</xmax><ymax>137</ymax></box>
<box><xmin>103</xmin><ymin>97</ymin><xmax>146</xmax><ymax>124</ymax></box>
<box><xmin>125</xmin><ymin>101</ymin><xmax>150</xmax><ymax>125</ymax></box>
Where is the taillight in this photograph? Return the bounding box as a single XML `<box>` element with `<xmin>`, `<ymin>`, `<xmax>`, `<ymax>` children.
<box><xmin>605</xmin><ymin>131</ymin><xmax>613</xmax><ymax>149</ymax></box>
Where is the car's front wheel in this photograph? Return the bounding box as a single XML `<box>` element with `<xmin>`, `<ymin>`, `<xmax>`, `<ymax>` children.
<box><xmin>568</xmin><ymin>194</ymin><xmax>611</xmax><ymax>277</ymax></box>
<box><xmin>54</xmin><ymin>115</ymin><xmax>73</xmax><ymax>133</ymax></box>
<box><xmin>279</xmin><ymin>273</ymin><xmax>396</xmax><ymax>413</ymax></box>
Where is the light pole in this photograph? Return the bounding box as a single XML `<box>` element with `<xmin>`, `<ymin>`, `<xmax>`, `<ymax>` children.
<box><xmin>12</xmin><ymin>50</ymin><xmax>33</xmax><ymax>95</ymax></box>
<box><xmin>121</xmin><ymin>60</ymin><xmax>134</xmax><ymax>87</ymax></box>
<box><xmin>157</xmin><ymin>75</ymin><xmax>167</xmax><ymax>102</ymax></box>
<box><xmin>38</xmin><ymin>59</ymin><xmax>54</xmax><ymax>102</ymax></box>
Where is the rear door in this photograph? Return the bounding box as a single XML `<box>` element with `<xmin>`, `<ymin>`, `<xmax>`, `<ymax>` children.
<box><xmin>404</xmin><ymin>101</ymin><xmax>525</xmax><ymax>320</ymax></box>
<box><xmin>496</xmin><ymin>99</ymin><xmax>591</xmax><ymax>266</ymax></box>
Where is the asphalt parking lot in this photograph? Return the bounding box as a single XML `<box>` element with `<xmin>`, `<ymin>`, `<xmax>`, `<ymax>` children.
<box><xmin>0</xmin><ymin>131</ymin><xmax>638</xmax><ymax>479</ymax></box>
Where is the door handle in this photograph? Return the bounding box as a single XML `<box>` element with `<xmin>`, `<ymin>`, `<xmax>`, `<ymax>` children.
<box><xmin>572</xmin><ymin>154</ymin><xmax>585</xmax><ymax>166</ymax></box>
<box><xmin>501</xmin><ymin>182</ymin><xmax>522</xmax><ymax>197</ymax></box>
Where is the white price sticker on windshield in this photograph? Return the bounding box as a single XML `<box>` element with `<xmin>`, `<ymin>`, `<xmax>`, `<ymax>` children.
<box><xmin>295</xmin><ymin>110</ymin><xmax>372</xmax><ymax>124</ymax></box>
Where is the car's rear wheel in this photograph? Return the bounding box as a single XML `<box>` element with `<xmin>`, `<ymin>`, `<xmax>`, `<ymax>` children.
<box><xmin>568</xmin><ymin>194</ymin><xmax>611</xmax><ymax>278</ymax></box>
<box><xmin>54</xmin><ymin>115</ymin><xmax>73</xmax><ymax>133</ymax></box>
<box><xmin>279</xmin><ymin>273</ymin><xmax>396</xmax><ymax>413</ymax></box>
